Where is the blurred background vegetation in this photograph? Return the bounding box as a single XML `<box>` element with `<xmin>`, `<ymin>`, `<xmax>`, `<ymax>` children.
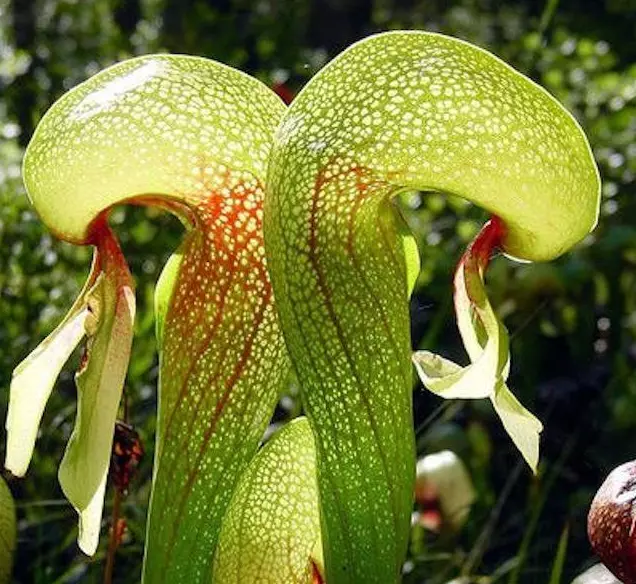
<box><xmin>0</xmin><ymin>0</ymin><xmax>635</xmax><ymax>582</ymax></box>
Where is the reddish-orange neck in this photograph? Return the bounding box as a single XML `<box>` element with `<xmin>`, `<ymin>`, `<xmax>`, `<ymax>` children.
<box><xmin>466</xmin><ymin>215</ymin><xmax>506</xmax><ymax>269</ymax></box>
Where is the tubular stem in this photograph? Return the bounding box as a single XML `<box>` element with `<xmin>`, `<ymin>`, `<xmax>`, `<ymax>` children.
<box><xmin>103</xmin><ymin>486</ymin><xmax>122</xmax><ymax>584</ymax></box>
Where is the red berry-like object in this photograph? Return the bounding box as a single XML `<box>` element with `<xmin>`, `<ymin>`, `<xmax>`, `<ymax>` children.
<box><xmin>588</xmin><ymin>461</ymin><xmax>636</xmax><ymax>583</ymax></box>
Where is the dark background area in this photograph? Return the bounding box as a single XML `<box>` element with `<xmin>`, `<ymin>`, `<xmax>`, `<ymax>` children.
<box><xmin>1</xmin><ymin>0</ymin><xmax>635</xmax><ymax>582</ymax></box>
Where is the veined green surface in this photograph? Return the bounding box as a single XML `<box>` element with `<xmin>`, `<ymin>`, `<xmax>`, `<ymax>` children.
<box><xmin>0</xmin><ymin>477</ymin><xmax>16</xmax><ymax>584</ymax></box>
<box><xmin>213</xmin><ymin>418</ymin><xmax>322</xmax><ymax>584</ymax></box>
<box><xmin>264</xmin><ymin>31</ymin><xmax>600</xmax><ymax>583</ymax></box>
<box><xmin>9</xmin><ymin>55</ymin><xmax>289</xmax><ymax>581</ymax></box>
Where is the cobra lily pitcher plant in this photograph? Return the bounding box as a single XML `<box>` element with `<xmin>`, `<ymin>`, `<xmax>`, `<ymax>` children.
<box><xmin>5</xmin><ymin>31</ymin><xmax>600</xmax><ymax>583</ymax></box>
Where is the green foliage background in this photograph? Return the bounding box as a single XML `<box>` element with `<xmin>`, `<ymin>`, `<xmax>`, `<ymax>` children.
<box><xmin>0</xmin><ymin>0</ymin><xmax>635</xmax><ymax>582</ymax></box>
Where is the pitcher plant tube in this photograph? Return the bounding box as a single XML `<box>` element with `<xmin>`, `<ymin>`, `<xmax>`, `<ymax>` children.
<box><xmin>4</xmin><ymin>31</ymin><xmax>600</xmax><ymax>584</ymax></box>
<box><xmin>213</xmin><ymin>417</ymin><xmax>323</xmax><ymax>583</ymax></box>
<box><xmin>4</xmin><ymin>55</ymin><xmax>291</xmax><ymax>581</ymax></box>
<box><xmin>264</xmin><ymin>31</ymin><xmax>600</xmax><ymax>584</ymax></box>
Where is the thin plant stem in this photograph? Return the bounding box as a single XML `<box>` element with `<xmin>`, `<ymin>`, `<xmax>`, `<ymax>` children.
<box><xmin>510</xmin><ymin>300</ymin><xmax>548</xmax><ymax>341</ymax></box>
<box><xmin>548</xmin><ymin>523</ymin><xmax>570</xmax><ymax>584</ymax></box>
<box><xmin>461</xmin><ymin>460</ymin><xmax>524</xmax><ymax>577</ymax></box>
<box><xmin>414</xmin><ymin>400</ymin><xmax>458</xmax><ymax>437</ymax></box>
<box><xmin>103</xmin><ymin>486</ymin><xmax>122</xmax><ymax>584</ymax></box>
<box><xmin>539</xmin><ymin>0</ymin><xmax>561</xmax><ymax>37</ymax></box>
<box><xmin>507</xmin><ymin>431</ymin><xmax>578</xmax><ymax>584</ymax></box>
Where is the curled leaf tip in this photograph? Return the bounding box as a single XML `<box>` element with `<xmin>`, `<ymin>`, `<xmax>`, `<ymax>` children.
<box><xmin>76</xmin><ymin>469</ymin><xmax>108</xmax><ymax>556</ymax></box>
<box><xmin>6</xmin><ymin>217</ymin><xmax>135</xmax><ymax>554</ymax></box>
<box><xmin>5</xmin><ymin>304</ymin><xmax>90</xmax><ymax>477</ymax></box>
<box><xmin>415</xmin><ymin>218</ymin><xmax>542</xmax><ymax>472</ymax></box>
<box><xmin>58</xmin><ymin>224</ymin><xmax>135</xmax><ymax>553</ymax></box>
<box><xmin>5</xmin><ymin>239</ymin><xmax>108</xmax><ymax>479</ymax></box>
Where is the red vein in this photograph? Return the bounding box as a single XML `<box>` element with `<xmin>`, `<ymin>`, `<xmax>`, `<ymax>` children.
<box><xmin>306</xmin><ymin>161</ymin><xmax>403</xmax><ymax>568</ymax></box>
<box><xmin>161</xmin><ymin>286</ymin><xmax>270</xmax><ymax>571</ymax></box>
